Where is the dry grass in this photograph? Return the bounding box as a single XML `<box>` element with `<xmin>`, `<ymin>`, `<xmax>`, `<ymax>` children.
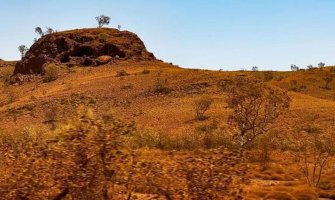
<box><xmin>1</xmin><ymin>61</ymin><xmax>335</xmax><ymax>198</ymax></box>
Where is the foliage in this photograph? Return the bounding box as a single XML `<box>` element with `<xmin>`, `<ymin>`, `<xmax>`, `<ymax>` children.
<box><xmin>289</xmin><ymin>80</ymin><xmax>307</xmax><ymax>92</ymax></box>
<box><xmin>252</xmin><ymin>66</ymin><xmax>258</xmax><ymax>71</ymax></box>
<box><xmin>223</xmin><ymin>77</ymin><xmax>290</xmax><ymax>149</ymax></box>
<box><xmin>116</xmin><ymin>70</ymin><xmax>129</xmax><ymax>77</ymax></box>
<box><xmin>43</xmin><ymin>64</ymin><xmax>60</xmax><ymax>82</ymax></box>
<box><xmin>263</xmin><ymin>71</ymin><xmax>274</xmax><ymax>82</ymax></box>
<box><xmin>292</xmin><ymin>125</ymin><xmax>335</xmax><ymax>188</ymax></box>
<box><xmin>18</xmin><ymin>45</ymin><xmax>28</xmax><ymax>59</ymax></box>
<box><xmin>142</xmin><ymin>69</ymin><xmax>151</xmax><ymax>74</ymax></box>
<box><xmin>194</xmin><ymin>95</ymin><xmax>213</xmax><ymax>120</ymax></box>
<box><xmin>35</xmin><ymin>27</ymin><xmax>44</xmax><ymax>37</ymax></box>
<box><xmin>152</xmin><ymin>78</ymin><xmax>171</xmax><ymax>94</ymax></box>
<box><xmin>126</xmin><ymin>122</ymin><xmax>235</xmax><ymax>150</ymax></box>
<box><xmin>291</xmin><ymin>64</ymin><xmax>299</xmax><ymax>71</ymax></box>
<box><xmin>321</xmin><ymin>72</ymin><xmax>333</xmax><ymax>90</ymax></box>
<box><xmin>0</xmin><ymin>108</ymin><xmax>135</xmax><ymax>199</ymax></box>
<box><xmin>307</xmin><ymin>65</ymin><xmax>314</xmax><ymax>70</ymax></box>
<box><xmin>318</xmin><ymin>62</ymin><xmax>326</xmax><ymax>69</ymax></box>
<box><xmin>95</xmin><ymin>15</ymin><xmax>111</xmax><ymax>28</ymax></box>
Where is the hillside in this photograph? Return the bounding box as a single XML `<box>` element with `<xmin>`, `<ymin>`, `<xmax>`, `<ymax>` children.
<box><xmin>1</xmin><ymin>29</ymin><xmax>335</xmax><ymax>199</ymax></box>
<box><xmin>1</xmin><ymin>60</ymin><xmax>335</xmax><ymax>198</ymax></box>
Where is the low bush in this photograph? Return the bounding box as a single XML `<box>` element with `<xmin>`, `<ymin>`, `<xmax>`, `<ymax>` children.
<box><xmin>43</xmin><ymin>63</ymin><xmax>60</xmax><ymax>82</ymax></box>
<box><xmin>194</xmin><ymin>95</ymin><xmax>213</xmax><ymax>120</ymax></box>
<box><xmin>127</xmin><ymin>121</ymin><xmax>236</xmax><ymax>150</ymax></box>
<box><xmin>116</xmin><ymin>70</ymin><xmax>129</xmax><ymax>77</ymax></box>
<box><xmin>152</xmin><ymin>78</ymin><xmax>171</xmax><ymax>94</ymax></box>
<box><xmin>142</xmin><ymin>69</ymin><xmax>150</xmax><ymax>74</ymax></box>
<box><xmin>262</xmin><ymin>71</ymin><xmax>274</xmax><ymax>82</ymax></box>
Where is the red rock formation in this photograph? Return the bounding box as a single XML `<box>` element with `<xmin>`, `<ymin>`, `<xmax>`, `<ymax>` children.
<box><xmin>14</xmin><ymin>28</ymin><xmax>155</xmax><ymax>75</ymax></box>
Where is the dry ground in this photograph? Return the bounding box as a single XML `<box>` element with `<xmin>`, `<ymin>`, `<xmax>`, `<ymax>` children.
<box><xmin>0</xmin><ymin>61</ymin><xmax>335</xmax><ymax>199</ymax></box>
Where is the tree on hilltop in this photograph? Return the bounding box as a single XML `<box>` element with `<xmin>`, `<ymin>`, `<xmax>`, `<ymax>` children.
<box><xmin>318</xmin><ymin>62</ymin><xmax>326</xmax><ymax>69</ymax></box>
<box><xmin>35</xmin><ymin>27</ymin><xmax>44</xmax><ymax>37</ymax></box>
<box><xmin>18</xmin><ymin>45</ymin><xmax>28</xmax><ymax>59</ymax></box>
<box><xmin>96</xmin><ymin>15</ymin><xmax>111</xmax><ymax>28</ymax></box>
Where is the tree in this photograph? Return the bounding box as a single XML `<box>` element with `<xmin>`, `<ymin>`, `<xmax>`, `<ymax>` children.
<box><xmin>292</xmin><ymin>117</ymin><xmax>335</xmax><ymax>188</ymax></box>
<box><xmin>18</xmin><ymin>45</ymin><xmax>28</xmax><ymax>59</ymax></box>
<box><xmin>307</xmin><ymin>65</ymin><xmax>314</xmax><ymax>70</ymax></box>
<box><xmin>35</xmin><ymin>27</ymin><xmax>44</xmax><ymax>37</ymax></box>
<box><xmin>194</xmin><ymin>96</ymin><xmax>213</xmax><ymax>120</ymax></box>
<box><xmin>224</xmin><ymin>78</ymin><xmax>290</xmax><ymax>149</ymax></box>
<box><xmin>118</xmin><ymin>25</ymin><xmax>122</xmax><ymax>30</ymax></box>
<box><xmin>45</xmin><ymin>26</ymin><xmax>55</xmax><ymax>35</ymax></box>
<box><xmin>252</xmin><ymin>66</ymin><xmax>258</xmax><ymax>71</ymax></box>
<box><xmin>291</xmin><ymin>64</ymin><xmax>299</xmax><ymax>71</ymax></box>
<box><xmin>95</xmin><ymin>15</ymin><xmax>111</xmax><ymax>28</ymax></box>
<box><xmin>318</xmin><ymin>62</ymin><xmax>326</xmax><ymax>69</ymax></box>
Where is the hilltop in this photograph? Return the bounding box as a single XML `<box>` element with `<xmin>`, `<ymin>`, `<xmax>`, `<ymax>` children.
<box><xmin>14</xmin><ymin>28</ymin><xmax>156</xmax><ymax>75</ymax></box>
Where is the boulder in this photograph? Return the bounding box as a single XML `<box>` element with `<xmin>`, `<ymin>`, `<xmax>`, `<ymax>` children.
<box><xmin>97</xmin><ymin>55</ymin><xmax>113</xmax><ymax>65</ymax></box>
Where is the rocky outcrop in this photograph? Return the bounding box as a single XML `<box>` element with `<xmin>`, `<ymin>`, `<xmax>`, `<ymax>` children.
<box><xmin>14</xmin><ymin>28</ymin><xmax>155</xmax><ymax>75</ymax></box>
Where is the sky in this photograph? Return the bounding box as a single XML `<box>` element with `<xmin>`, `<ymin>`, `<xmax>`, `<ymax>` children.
<box><xmin>0</xmin><ymin>0</ymin><xmax>335</xmax><ymax>70</ymax></box>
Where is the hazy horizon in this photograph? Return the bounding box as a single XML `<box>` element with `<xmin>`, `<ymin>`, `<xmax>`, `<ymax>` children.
<box><xmin>1</xmin><ymin>0</ymin><xmax>335</xmax><ymax>70</ymax></box>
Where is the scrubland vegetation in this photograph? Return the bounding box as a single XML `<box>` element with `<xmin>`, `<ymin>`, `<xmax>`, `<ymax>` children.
<box><xmin>1</xmin><ymin>22</ymin><xmax>335</xmax><ymax>199</ymax></box>
<box><xmin>0</xmin><ymin>61</ymin><xmax>335</xmax><ymax>199</ymax></box>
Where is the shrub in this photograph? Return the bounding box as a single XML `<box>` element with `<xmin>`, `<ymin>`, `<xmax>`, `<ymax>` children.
<box><xmin>3</xmin><ymin>86</ymin><xmax>18</xmax><ymax>104</ymax></box>
<box><xmin>0</xmin><ymin>108</ymin><xmax>135</xmax><ymax>199</ymax></box>
<box><xmin>43</xmin><ymin>64</ymin><xmax>59</xmax><ymax>82</ymax></box>
<box><xmin>98</xmin><ymin>33</ymin><xmax>108</xmax><ymax>43</ymax></box>
<box><xmin>288</xmin><ymin>80</ymin><xmax>307</xmax><ymax>92</ymax></box>
<box><xmin>263</xmin><ymin>71</ymin><xmax>274</xmax><ymax>82</ymax></box>
<box><xmin>292</xmin><ymin>130</ymin><xmax>335</xmax><ymax>187</ymax></box>
<box><xmin>152</xmin><ymin>78</ymin><xmax>171</xmax><ymax>94</ymax></box>
<box><xmin>44</xmin><ymin>103</ymin><xmax>61</xmax><ymax>130</ymax></box>
<box><xmin>321</xmin><ymin>73</ymin><xmax>333</xmax><ymax>90</ymax></box>
<box><xmin>142</xmin><ymin>69</ymin><xmax>150</xmax><ymax>74</ymax></box>
<box><xmin>248</xmin><ymin>133</ymin><xmax>276</xmax><ymax>170</ymax></box>
<box><xmin>126</xmin><ymin>120</ymin><xmax>235</xmax><ymax>151</ymax></box>
<box><xmin>224</xmin><ymin>77</ymin><xmax>290</xmax><ymax>149</ymax></box>
<box><xmin>194</xmin><ymin>95</ymin><xmax>213</xmax><ymax>120</ymax></box>
<box><xmin>116</xmin><ymin>70</ymin><xmax>129</xmax><ymax>77</ymax></box>
<box><xmin>275</xmin><ymin>75</ymin><xmax>284</xmax><ymax>81</ymax></box>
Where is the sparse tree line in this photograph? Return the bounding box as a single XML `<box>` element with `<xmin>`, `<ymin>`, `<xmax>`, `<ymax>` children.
<box><xmin>248</xmin><ymin>62</ymin><xmax>328</xmax><ymax>72</ymax></box>
<box><xmin>291</xmin><ymin>62</ymin><xmax>326</xmax><ymax>71</ymax></box>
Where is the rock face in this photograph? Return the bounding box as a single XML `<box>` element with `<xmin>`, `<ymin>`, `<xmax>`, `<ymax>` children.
<box><xmin>14</xmin><ymin>28</ymin><xmax>155</xmax><ymax>75</ymax></box>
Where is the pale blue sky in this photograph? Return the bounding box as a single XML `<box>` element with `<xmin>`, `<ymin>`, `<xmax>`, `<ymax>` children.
<box><xmin>1</xmin><ymin>0</ymin><xmax>335</xmax><ymax>70</ymax></box>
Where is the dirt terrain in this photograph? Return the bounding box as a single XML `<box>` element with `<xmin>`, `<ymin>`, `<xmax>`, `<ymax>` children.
<box><xmin>0</xmin><ymin>29</ymin><xmax>335</xmax><ymax>199</ymax></box>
